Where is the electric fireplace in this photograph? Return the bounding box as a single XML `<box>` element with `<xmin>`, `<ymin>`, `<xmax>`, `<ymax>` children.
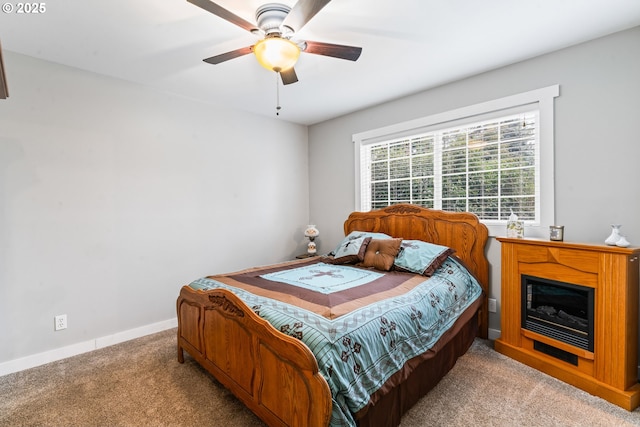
<box><xmin>496</xmin><ymin>237</ymin><xmax>640</xmax><ymax>411</ymax></box>
<box><xmin>521</xmin><ymin>275</ymin><xmax>594</xmax><ymax>353</ymax></box>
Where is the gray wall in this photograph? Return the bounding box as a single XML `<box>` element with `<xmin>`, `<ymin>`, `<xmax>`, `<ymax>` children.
<box><xmin>0</xmin><ymin>52</ymin><xmax>310</xmax><ymax>367</ymax></box>
<box><xmin>308</xmin><ymin>27</ymin><xmax>640</xmax><ymax>338</ymax></box>
<box><xmin>2</xmin><ymin>26</ymin><xmax>639</xmax><ymax>373</ymax></box>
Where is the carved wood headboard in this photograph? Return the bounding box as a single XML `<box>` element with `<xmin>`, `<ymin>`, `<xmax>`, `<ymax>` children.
<box><xmin>343</xmin><ymin>204</ymin><xmax>490</xmax><ymax>337</ymax></box>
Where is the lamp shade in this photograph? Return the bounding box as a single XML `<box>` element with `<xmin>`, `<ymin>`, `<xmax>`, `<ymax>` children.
<box><xmin>304</xmin><ymin>225</ymin><xmax>319</xmax><ymax>238</ymax></box>
<box><xmin>254</xmin><ymin>37</ymin><xmax>300</xmax><ymax>72</ymax></box>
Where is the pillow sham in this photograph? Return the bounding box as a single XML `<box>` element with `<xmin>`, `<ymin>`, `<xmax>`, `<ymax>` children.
<box><xmin>361</xmin><ymin>238</ymin><xmax>403</xmax><ymax>271</ymax></box>
<box><xmin>330</xmin><ymin>235</ymin><xmax>372</xmax><ymax>264</ymax></box>
<box><xmin>393</xmin><ymin>240</ymin><xmax>454</xmax><ymax>276</ymax></box>
<box><xmin>330</xmin><ymin>230</ymin><xmax>392</xmax><ymax>256</ymax></box>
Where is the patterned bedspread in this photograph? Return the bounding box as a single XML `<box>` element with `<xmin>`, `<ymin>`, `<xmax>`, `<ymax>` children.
<box><xmin>189</xmin><ymin>256</ymin><xmax>482</xmax><ymax>427</ymax></box>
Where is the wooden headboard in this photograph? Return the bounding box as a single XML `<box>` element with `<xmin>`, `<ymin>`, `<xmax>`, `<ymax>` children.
<box><xmin>344</xmin><ymin>203</ymin><xmax>489</xmax><ymax>338</ymax></box>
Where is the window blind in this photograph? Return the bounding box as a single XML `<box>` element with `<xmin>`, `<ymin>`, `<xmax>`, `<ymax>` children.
<box><xmin>360</xmin><ymin>110</ymin><xmax>540</xmax><ymax>225</ymax></box>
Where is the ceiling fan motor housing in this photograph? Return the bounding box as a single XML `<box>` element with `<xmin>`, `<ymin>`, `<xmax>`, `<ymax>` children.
<box><xmin>256</xmin><ymin>3</ymin><xmax>292</xmax><ymax>35</ymax></box>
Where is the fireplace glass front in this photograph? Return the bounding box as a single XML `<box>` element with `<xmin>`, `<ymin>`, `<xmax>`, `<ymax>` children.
<box><xmin>521</xmin><ymin>275</ymin><xmax>594</xmax><ymax>352</ymax></box>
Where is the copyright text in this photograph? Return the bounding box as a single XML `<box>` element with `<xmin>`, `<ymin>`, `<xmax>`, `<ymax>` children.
<box><xmin>2</xmin><ymin>3</ymin><xmax>47</xmax><ymax>13</ymax></box>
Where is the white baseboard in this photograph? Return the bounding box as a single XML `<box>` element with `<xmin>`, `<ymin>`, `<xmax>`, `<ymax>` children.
<box><xmin>0</xmin><ymin>317</ymin><xmax>177</xmax><ymax>377</ymax></box>
<box><xmin>488</xmin><ymin>328</ymin><xmax>501</xmax><ymax>341</ymax></box>
<box><xmin>4</xmin><ymin>322</ymin><xmax>638</xmax><ymax>382</ymax></box>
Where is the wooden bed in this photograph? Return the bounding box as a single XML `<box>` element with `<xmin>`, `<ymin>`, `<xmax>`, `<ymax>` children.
<box><xmin>177</xmin><ymin>204</ymin><xmax>489</xmax><ymax>426</ymax></box>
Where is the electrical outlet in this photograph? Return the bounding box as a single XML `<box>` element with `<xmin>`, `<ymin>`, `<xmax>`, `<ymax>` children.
<box><xmin>488</xmin><ymin>298</ymin><xmax>497</xmax><ymax>313</ymax></box>
<box><xmin>54</xmin><ymin>314</ymin><xmax>67</xmax><ymax>331</ymax></box>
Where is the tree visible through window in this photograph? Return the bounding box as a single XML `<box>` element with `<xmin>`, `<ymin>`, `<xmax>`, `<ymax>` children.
<box><xmin>361</xmin><ymin>111</ymin><xmax>539</xmax><ymax>223</ymax></box>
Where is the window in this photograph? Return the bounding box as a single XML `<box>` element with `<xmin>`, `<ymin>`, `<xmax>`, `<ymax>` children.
<box><xmin>363</xmin><ymin>111</ymin><xmax>538</xmax><ymax>217</ymax></box>
<box><xmin>354</xmin><ymin>85</ymin><xmax>559</xmax><ymax>237</ymax></box>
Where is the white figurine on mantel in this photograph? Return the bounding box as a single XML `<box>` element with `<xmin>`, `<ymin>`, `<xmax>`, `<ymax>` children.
<box><xmin>605</xmin><ymin>224</ymin><xmax>630</xmax><ymax>247</ymax></box>
<box><xmin>506</xmin><ymin>210</ymin><xmax>524</xmax><ymax>238</ymax></box>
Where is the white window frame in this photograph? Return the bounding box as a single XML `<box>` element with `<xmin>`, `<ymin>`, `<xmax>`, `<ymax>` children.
<box><xmin>353</xmin><ymin>85</ymin><xmax>560</xmax><ymax>237</ymax></box>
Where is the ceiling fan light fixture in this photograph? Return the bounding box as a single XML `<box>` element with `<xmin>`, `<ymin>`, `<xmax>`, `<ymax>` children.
<box><xmin>253</xmin><ymin>37</ymin><xmax>300</xmax><ymax>72</ymax></box>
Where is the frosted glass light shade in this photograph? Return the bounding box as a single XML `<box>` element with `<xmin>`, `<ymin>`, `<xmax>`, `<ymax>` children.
<box><xmin>254</xmin><ymin>37</ymin><xmax>300</xmax><ymax>72</ymax></box>
<box><xmin>304</xmin><ymin>225</ymin><xmax>319</xmax><ymax>238</ymax></box>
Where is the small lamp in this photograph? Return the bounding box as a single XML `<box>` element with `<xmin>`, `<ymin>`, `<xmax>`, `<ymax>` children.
<box><xmin>304</xmin><ymin>225</ymin><xmax>319</xmax><ymax>255</ymax></box>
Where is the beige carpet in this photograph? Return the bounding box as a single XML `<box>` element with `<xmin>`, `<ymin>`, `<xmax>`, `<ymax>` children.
<box><xmin>1</xmin><ymin>329</ymin><xmax>639</xmax><ymax>426</ymax></box>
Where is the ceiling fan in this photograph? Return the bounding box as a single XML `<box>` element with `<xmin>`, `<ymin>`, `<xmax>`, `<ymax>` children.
<box><xmin>188</xmin><ymin>0</ymin><xmax>362</xmax><ymax>85</ymax></box>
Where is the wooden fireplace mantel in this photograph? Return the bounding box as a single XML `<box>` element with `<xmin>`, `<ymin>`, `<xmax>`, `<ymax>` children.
<box><xmin>494</xmin><ymin>237</ymin><xmax>640</xmax><ymax>411</ymax></box>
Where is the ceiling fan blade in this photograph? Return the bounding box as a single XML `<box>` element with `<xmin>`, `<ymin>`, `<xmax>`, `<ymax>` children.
<box><xmin>280</xmin><ymin>68</ymin><xmax>299</xmax><ymax>85</ymax></box>
<box><xmin>203</xmin><ymin>46</ymin><xmax>254</xmax><ymax>65</ymax></box>
<box><xmin>303</xmin><ymin>41</ymin><xmax>362</xmax><ymax>61</ymax></box>
<box><xmin>188</xmin><ymin>0</ymin><xmax>258</xmax><ymax>33</ymax></box>
<box><xmin>0</xmin><ymin>40</ymin><xmax>8</xmax><ymax>99</ymax></box>
<box><xmin>282</xmin><ymin>0</ymin><xmax>332</xmax><ymax>32</ymax></box>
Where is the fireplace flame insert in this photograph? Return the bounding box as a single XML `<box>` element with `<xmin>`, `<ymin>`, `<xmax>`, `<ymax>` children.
<box><xmin>521</xmin><ymin>275</ymin><xmax>594</xmax><ymax>352</ymax></box>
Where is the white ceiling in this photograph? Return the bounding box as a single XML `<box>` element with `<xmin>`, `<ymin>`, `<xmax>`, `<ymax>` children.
<box><xmin>1</xmin><ymin>0</ymin><xmax>639</xmax><ymax>125</ymax></box>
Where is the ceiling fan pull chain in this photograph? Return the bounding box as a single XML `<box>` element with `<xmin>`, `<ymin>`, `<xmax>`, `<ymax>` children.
<box><xmin>276</xmin><ymin>72</ymin><xmax>282</xmax><ymax>116</ymax></box>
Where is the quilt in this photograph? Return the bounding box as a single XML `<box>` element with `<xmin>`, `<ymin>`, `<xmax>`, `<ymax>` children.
<box><xmin>189</xmin><ymin>256</ymin><xmax>482</xmax><ymax>427</ymax></box>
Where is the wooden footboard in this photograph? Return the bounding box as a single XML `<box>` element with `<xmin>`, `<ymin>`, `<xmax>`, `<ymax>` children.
<box><xmin>177</xmin><ymin>286</ymin><xmax>332</xmax><ymax>427</ymax></box>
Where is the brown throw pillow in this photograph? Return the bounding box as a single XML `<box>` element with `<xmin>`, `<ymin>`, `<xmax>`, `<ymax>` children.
<box><xmin>361</xmin><ymin>238</ymin><xmax>403</xmax><ymax>271</ymax></box>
